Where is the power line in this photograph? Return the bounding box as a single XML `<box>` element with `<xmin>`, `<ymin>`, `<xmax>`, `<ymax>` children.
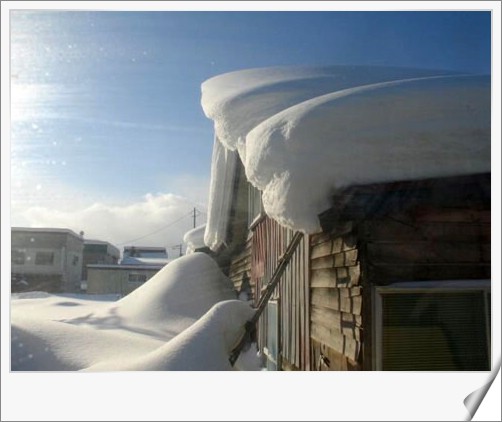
<box><xmin>116</xmin><ymin>210</ymin><xmax>193</xmax><ymax>247</ymax></box>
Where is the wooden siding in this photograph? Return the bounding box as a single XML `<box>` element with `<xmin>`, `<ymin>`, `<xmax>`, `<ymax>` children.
<box><xmin>252</xmin><ymin>217</ymin><xmax>311</xmax><ymax>370</ymax></box>
<box><xmin>310</xmin><ymin>229</ymin><xmax>363</xmax><ymax>369</ymax></box>
<box><xmin>228</xmin><ymin>237</ymin><xmax>252</xmax><ymax>295</ymax></box>
<box><xmin>314</xmin><ymin>173</ymin><xmax>491</xmax><ymax>370</ymax></box>
<box><xmin>362</xmin><ymin>211</ymin><xmax>491</xmax><ymax>285</ymax></box>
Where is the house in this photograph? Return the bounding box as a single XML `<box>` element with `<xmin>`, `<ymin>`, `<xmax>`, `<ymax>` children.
<box><xmin>11</xmin><ymin>227</ymin><xmax>84</xmax><ymax>293</ymax></box>
<box><xmin>86</xmin><ymin>264</ymin><xmax>164</xmax><ymax>296</ymax></box>
<box><xmin>86</xmin><ymin>246</ymin><xmax>169</xmax><ymax>296</ymax></box>
<box><xmin>199</xmin><ymin>66</ymin><xmax>491</xmax><ymax>371</ymax></box>
<box><xmin>82</xmin><ymin>239</ymin><xmax>120</xmax><ymax>283</ymax></box>
<box><xmin>120</xmin><ymin>246</ymin><xmax>169</xmax><ymax>266</ymax></box>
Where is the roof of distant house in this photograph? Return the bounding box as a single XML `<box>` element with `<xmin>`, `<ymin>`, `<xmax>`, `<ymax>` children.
<box><xmin>12</xmin><ymin>227</ymin><xmax>83</xmax><ymax>239</ymax></box>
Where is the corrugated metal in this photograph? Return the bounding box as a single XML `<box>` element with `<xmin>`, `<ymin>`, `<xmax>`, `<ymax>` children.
<box><xmin>251</xmin><ymin>216</ymin><xmax>310</xmax><ymax>370</ymax></box>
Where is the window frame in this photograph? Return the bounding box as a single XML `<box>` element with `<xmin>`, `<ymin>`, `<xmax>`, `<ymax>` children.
<box><xmin>262</xmin><ymin>300</ymin><xmax>280</xmax><ymax>371</ymax></box>
<box><xmin>372</xmin><ymin>279</ymin><xmax>491</xmax><ymax>371</ymax></box>
<box><xmin>248</xmin><ymin>183</ymin><xmax>265</xmax><ymax>229</ymax></box>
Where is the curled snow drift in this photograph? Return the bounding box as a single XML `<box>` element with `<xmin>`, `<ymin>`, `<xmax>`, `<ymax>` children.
<box><xmin>183</xmin><ymin>223</ymin><xmax>207</xmax><ymax>254</ymax></box>
<box><xmin>201</xmin><ymin>65</ymin><xmax>490</xmax><ymax>234</ymax></box>
<box><xmin>11</xmin><ymin>253</ymin><xmax>260</xmax><ymax>371</ymax></box>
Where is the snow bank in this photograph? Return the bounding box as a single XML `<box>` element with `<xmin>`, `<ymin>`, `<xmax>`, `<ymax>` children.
<box><xmin>201</xmin><ymin>66</ymin><xmax>490</xmax><ymax>233</ymax></box>
<box><xmin>183</xmin><ymin>223</ymin><xmax>207</xmax><ymax>254</ymax></box>
<box><xmin>11</xmin><ymin>253</ymin><xmax>261</xmax><ymax>371</ymax></box>
<box><xmin>84</xmin><ymin>300</ymin><xmax>255</xmax><ymax>371</ymax></box>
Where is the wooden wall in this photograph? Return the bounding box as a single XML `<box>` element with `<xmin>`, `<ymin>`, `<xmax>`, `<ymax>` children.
<box><xmin>313</xmin><ymin>173</ymin><xmax>491</xmax><ymax>370</ymax></box>
<box><xmin>228</xmin><ymin>236</ymin><xmax>252</xmax><ymax>296</ymax></box>
<box><xmin>309</xmin><ymin>228</ymin><xmax>363</xmax><ymax>370</ymax></box>
<box><xmin>223</xmin><ymin>173</ymin><xmax>490</xmax><ymax>371</ymax></box>
<box><xmin>251</xmin><ymin>216</ymin><xmax>311</xmax><ymax>370</ymax></box>
<box><xmin>362</xmin><ymin>208</ymin><xmax>491</xmax><ymax>284</ymax></box>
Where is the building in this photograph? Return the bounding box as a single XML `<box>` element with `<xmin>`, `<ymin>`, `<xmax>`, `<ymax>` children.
<box><xmin>82</xmin><ymin>239</ymin><xmax>120</xmax><ymax>282</ymax></box>
<box><xmin>11</xmin><ymin>227</ymin><xmax>84</xmax><ymax>293</ymax></box>
<box><xmin>199</xmin><ymin>66</ymin><xmax>491</xmax><ymax>371</ymax></box>
<box><xmin>86</xmin><ymin>246</ymin><xmax>169</xmax><ymax>296</ymax></box>
<box><xmin>120</xmin><ymin>246</ymin><xmax>169</xmax><ymax>266</ymax></box>
<box><xmin>86</xmin><ymin>264</ymin><xmax>164</xmax><ymax>296</ymax></box>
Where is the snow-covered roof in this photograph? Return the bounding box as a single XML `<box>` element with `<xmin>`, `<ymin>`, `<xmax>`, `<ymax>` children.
<box><xmin>121</xmin><ymin>246</ymin><xmax>169</xmax><ymax>265</ymax></box>
<box><xmin>12</xmin><ymin>227</ymin><xmax>83</xmax><ymax>240</ymax></box>
<box><xmin>87</xmin><ymin>264</ymin><xmax>165</xmax><ymax>271</ymax></box>
<box><xmin>201</xmin><ymin>65</ymin><xmax>490</xmax><ymax>236</ymax></box>
<box><xmin>119</xmin><ymin>256</ymin><xmax>170</xmax><ymax>266</ymax></box>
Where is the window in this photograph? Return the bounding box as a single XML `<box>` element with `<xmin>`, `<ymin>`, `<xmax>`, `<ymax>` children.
<box><xmin>35</xmin><ymin>251</ymin><xmax>54</xmax><ymax>265</ymax></box>
<box><xmin>374</xmin><ymin>280</ymin><xmax>490</xmax><ymax>371</ymax></box>
<box><xmin>72</xmin><ymin>255</ymin><xmax>79</xmax><ymax>265</ymax></box>
<box><xmin>263</xmin><ymin>301</ymin><xmax>279</xmax><ymax>371</ymax></box>
<box><xmin>12</xmin><ymin>249</ymin><xmax>26</xmax><ymax>265</ymax></box>
<box><xmin>128</xmin><ymin>273</ymin><xmax>147</xmax><ymax>283</ymax></box>
<box><xmin>248</xmin><ymin>183</ymin><xmax>264</xmax><ymax>227</ymax></box>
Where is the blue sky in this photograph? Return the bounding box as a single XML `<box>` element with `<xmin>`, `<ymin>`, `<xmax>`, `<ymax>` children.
<box><xmin>8</xmin><ymin>8</ymin><xmax>492</xmax><ymax>247</ymax></box>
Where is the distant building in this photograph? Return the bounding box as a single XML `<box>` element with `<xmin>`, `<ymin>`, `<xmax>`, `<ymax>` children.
<box><xmin>120</xmin><ymin>246</ymin><xmax>169</xmax><ymax>266</ymax></box>
<box><xmin>86</xmin><ymin>246</ymin><xmax>170</xmax><ymax>296</ymax></box>
<box><xmin>11</xmin><ymin>227</ymin><xmax>84</xmax><ymax>293</ymax></box>
<box><xmin>82</xmin><ymin>239</ymin><xmax>120</xmax><ymax>282</ymax></box>
<box><xmin>86</xmin><ymin>264</ymin><xmax>164</xmax><ymax>296</ymax></box>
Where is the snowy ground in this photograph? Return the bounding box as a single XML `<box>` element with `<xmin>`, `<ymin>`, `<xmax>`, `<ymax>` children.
<box><xmin>11</xmin><ymin>253</ymin><xmax>263</xmax><ymax>371</ymax></box>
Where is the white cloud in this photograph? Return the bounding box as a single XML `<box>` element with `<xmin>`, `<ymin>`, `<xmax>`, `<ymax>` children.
<box><xmin>19</xmin><ymin>193</ymin><xmax>207</xmax><ymax>254</ymax></box>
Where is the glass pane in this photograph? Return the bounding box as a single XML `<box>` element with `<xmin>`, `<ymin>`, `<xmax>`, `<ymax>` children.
<box><xmin>382</xmin><ymin>291</ymin><xmax>489</xmax><ymax>371</ymax></box>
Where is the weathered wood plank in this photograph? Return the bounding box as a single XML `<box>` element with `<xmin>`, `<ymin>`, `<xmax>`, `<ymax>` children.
<box><xmin>310</xmin><ymin>288</ymin><xmax>363</xmax><ymax>315</ymax></box>
<box><xmin>311</xmin><ymin>338</ymin><xmax>348</xmax><ymax>371</ymax></box>
<box><xmin>370</xmin><ymin>262</ymin><xmax>491</xmax><ymax>284</ymax></box>
<box><xmin>310</xmin><ymin>234</ymin><xmax>357</xmax><ymax>259</ymax></box>
<box><xmin>311</xmin><ymin>265</ymin><xmax>361</xmax><ymax>288</ymax></box>
<box><xmin>310</xmin><ymin>323</ymin><xmax>360</xmax><ymax>362</ymax></box>
<box><xmin>310</xmin><ymin>221</ymin><xmax>353</xmax><ymax>244</ymax></box>
<box><xmin>311</xmin><ymin>249</ymin><xmax>358</xmax><ymax>270</ymax></box>
<box><xmin>310</xmin><ymin>305</ymin><xmax>362</xmax><ymax>341</ymax></box>
<box><xmin>412</xmin><ymin>208</ymin><xmax>490</xmax><ymax>223</ymax></box>
<box><xmin>367</xmin><ymin>241</ymin><xmax>490</xmax><ymax>265</ymax></box>
<box><xmin>365</xmin><ymin>220</ymin><xmax>491</xmax><ymax>243</ymax></box>
<box><xmin>228</xmin><ymin>262</ymin><xmax>251</xmax><ymax>278</ymax></box>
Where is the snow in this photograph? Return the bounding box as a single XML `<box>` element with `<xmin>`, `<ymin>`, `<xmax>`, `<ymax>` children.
<box><xmin>119</xmin><ymin>256</ymin><xmax>170</xmax><ymax>266</ymax></box>
<box><xmin>183</xmin><ymin>223</ymin><xmax>207</xmax><ymax>254</ymax></box>
<box><xmin>11</xmin><ymin>253</ymin><xmax>262</xmax><ymax>371</ymax></box>
<box><xmin>201</xmin><ymin>66</ymin><xmax>490</xmax><ymax>234</ymax></box>
<box><xmin>204</xmin><ymin>136</ymin><xmax>238</xmax><ymax>251</ymax></box>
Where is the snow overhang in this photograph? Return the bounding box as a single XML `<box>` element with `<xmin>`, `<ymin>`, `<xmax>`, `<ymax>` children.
<box><xmin>201</xmin><ymin>65</ymin><xmax>490</xmax><ymax>235</ymax></box>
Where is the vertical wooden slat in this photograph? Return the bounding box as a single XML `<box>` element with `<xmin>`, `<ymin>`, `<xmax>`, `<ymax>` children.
<box><xmin>251</xmin><ymin>217</ymin><xmax>311</xmax><ymax>370</ymax></box>
<box><xmin>305</xmin><ymin>234</ymin><xmax>311</xmax><ymax>370</ymax></box>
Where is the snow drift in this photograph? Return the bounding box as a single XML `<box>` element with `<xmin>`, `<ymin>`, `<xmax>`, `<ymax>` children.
<box><xmin>201</xmin><ymin>65</ymin><xmax>490</xmax><ymax>235</ymax></box>
<box><xmin>11</xmin><ymin>253</ymin><xmax>261</xmax><ymax>371</ymax></box>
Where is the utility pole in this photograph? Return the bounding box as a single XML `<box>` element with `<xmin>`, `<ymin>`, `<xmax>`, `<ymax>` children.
<box><xmin>192</xmin><ymin>207</ymin><xmax>198</xmax><ymax>228</ymax></box>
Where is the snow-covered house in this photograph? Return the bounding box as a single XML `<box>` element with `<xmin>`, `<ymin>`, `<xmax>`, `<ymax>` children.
<box><xmin>86</xmin><ymin>246</ymin><xmax>170</xmax><ymax>296</ymax></box>
<box><xmin>200</xmin><ymin>66</ymin><xmax>491</xmax><ymax>371</ymax></box>
<box><xmin>120</xmin><ymin>246</ymin><xmax>169</xmax><ymax>266</ymax></box>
